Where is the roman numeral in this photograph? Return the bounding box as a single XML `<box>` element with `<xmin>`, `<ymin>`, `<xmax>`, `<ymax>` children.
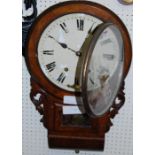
<box><xmin>77</xmin><ymin>19</ymin><xmax>84</xmax><ymax>31</ymax></box>
<box><xmin>46</xmin><ymin>62</ymin><xmax>56</xmax><ymax>72</ymax></box>
<box><xmin>60</xmin><ymin>22</ymin><xmax>69</xmax><ymax>33</ymax></box>
<box><xmin>43</xmin><ymin>50</ymin><xmax>54</xmax><ymax>55</ymax></box>
<box><xmin>89</xmin><ymin>78</ymin><xmax>94</xmax><ymax>85</ymax></box>
<box><xmin>103</xmin><ymin>54</ymin><xmax>115</xmax><ymax>60</ymax></box>
<box><xmin>100</xmin><ymin>39</ymin><xmax>111</xmax><ymax>46</ymax></box>
<box><xmin>57</xmin><ymin>73</ymin><xmax>66</xmax><ymax>83</ymax></box>
<box><xmin>75</xmin><ymin>78</ymin><xmax>79</xmax><ymax>85</ymax></box>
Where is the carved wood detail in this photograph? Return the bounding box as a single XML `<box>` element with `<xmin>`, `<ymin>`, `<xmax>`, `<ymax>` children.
<box><xmin>29</xmin><ymin>78</ymin><xmax>125</xmax><ymax>150</ymax></box>
<box><xmin>105</xmin><ymin>81</ymin><xmax>125</xmax><ymax>132</ymax></box>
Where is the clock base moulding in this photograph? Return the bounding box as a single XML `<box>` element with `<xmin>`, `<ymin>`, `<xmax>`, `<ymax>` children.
<box><xmin>30</xmin><ymin>78</ymin><xmax>125</xmax><ymax>151</ymax></box>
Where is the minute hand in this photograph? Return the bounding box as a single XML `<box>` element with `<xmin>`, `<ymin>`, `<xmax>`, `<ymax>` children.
<box><xmin>48</xmin><ymin>35</ymin><xmax>78</xmax><ymax>54</ymax></box>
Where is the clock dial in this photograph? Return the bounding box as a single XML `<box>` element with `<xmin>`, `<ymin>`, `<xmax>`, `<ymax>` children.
<box><xmin>38</xmin><ymin>13</ymin><xmax>102</xmax><ymax>92</ymax></box>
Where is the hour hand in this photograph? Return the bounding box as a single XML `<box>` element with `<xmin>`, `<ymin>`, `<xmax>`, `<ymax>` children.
<box><xmin>87</xmin><ymin>22</ymin><xmax>95</xmax><ymax>36</ymax></box>
<box><xmin>48</xmin><ymin>35</ymin><xmax>67</xmax><ymax>48</ymax></box>
<box><xmin>48</xmin><ymin>35</ymin><xmax>80</xmax><ymax>56</ymax></box>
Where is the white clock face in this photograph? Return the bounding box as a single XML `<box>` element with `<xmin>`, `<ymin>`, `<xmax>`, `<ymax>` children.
<box><xmin>38</xmin><ymin>13</ymin><xmax>102</xmax><ymax>92</ymax></box>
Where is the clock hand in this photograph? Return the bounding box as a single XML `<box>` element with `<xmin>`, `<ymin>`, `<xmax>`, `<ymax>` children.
<box><xmin>87</xmin><ymin>22</ymin><xmax>95</xmax><ymax>36</ymax></box>
<box><xmin>48</xmin><ymin>35</ymin><xmax>80</xmax><ymax>56</ymax></box>
<box><xmin>49</xmin><ymin>35</ymin><xmax>67</xmax><ymax>48</ymax></box>
<box><xmin>49</xmin><ymin>23</ymin><xmax>97</xmax><ymax>57</ymax></box>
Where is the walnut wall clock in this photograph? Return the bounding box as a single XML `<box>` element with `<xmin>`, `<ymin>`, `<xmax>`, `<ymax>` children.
<box><xmin>25</xmin><ymin>1</ymin><xmax>132</xmax><ymax>151</ymax></box>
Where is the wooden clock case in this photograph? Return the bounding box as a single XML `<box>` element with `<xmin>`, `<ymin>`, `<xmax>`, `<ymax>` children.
<box><xmin>25</xmin><ymin>1</ymin><xmax>132</xmax><ymax>151</ymax></box>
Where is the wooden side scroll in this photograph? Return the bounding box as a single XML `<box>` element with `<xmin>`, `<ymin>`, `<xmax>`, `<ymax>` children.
<box><xmin>104</xmin><ymin>81</ymin><xmax>125</xmax><ymax>132</ymax></box>
<box><xmin>110</xmin><ymin>81</ymin><xmax>125</xmax><ymax>119</ymax></box>
<box><xmin>30</xmin><ymin>78</ymin><xmax>46</xmax><ymax>122</ymax></box>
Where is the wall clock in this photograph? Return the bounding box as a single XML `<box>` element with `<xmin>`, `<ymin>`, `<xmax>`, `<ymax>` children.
<box><xmin>25</xmin><ymin>1</ymin><xmax>132</xmax><ymax>151</ymax></box>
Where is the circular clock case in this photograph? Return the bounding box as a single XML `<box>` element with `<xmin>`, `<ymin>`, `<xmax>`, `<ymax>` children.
<box><xmin>25</xmin><ymin>1</ymin><xmax>132</xmax><ymax>99</ymax></box>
